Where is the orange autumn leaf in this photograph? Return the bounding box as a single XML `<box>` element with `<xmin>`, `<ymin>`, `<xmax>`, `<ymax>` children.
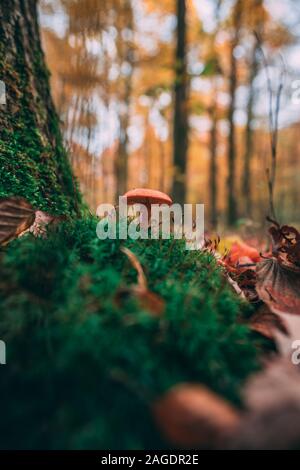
<box><xmin>228</xmin><ymin>241</ymin><xmax>261</xmax><ymax>265</ymax></box>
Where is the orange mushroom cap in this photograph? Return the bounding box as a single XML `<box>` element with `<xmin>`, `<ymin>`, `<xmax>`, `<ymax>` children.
<box><xmin>123</xmin><ymin>188</ymin><xmax>173</xmax><ymax>207</ymax></box>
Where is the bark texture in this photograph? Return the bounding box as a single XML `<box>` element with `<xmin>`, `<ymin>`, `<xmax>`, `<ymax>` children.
<box><xmin>0</xmin><ymin>0</ymin><xmax>80</xmax><ymax>214</ymax></box>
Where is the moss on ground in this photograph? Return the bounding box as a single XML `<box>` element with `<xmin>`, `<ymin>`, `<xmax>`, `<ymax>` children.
<box><xmin>0</xmin><ymin>219</ymin><xmax>260</xmax><ymax>449</ymax></box>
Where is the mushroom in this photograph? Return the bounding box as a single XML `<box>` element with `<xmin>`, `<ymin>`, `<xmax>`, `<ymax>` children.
<box><xmin>123</xmin><ymin>188</ymin><xmax>173</xmax><ymax>228</ymax></box>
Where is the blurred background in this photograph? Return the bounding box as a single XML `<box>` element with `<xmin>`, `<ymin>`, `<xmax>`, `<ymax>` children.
<box><xmin>39</xmin><ymin>0</ymin><xmax>300</xmax><ymax>231</ymax></box>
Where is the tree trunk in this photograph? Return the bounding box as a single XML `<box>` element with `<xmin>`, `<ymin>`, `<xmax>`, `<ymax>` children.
<box><xmin>0</xmin><ymin>0</ymin><xmax>80</xmax><ymax>214</ymax></box>
<box><xmin>226</xmin><ymin>0</ymin><xmax>242</xmax><ymax>226</ymax></box>
<box><xmin>242</xmin><ymin>45</ymin><xmax>258</xmax><ymax>218</ymax></box>
<box><xmin>209</xmin><ymin>101</ymin><xmax>218</xmax><ymax>228</ymax></box>
<box><xmin>172</xmin><ymin>0</ymin><xmax>188</xmax><ymax>205</ymax></box>
<box><xmin>116</xmin><ymin>89</ymin><xmax>131</xmax><ymax>198</ymax></box>
<box><xmin>116</xmin><ymin>69</ymin><xmax>132</xmax><ymax>198</ymax></box>
<box><xmin>115</xmin><ymin>0</ymin><xmax>134</xmax><ymax>200</ymax></box>
<box><xmin>242</xmin><ymin>0</ymin><xmax>263</xmax><ymax>218</ymax></box>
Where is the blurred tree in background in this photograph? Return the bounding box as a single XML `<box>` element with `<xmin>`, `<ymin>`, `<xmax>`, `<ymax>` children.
<box><xmin>172</xmin><ymin>0</ymin><xmax>188</xmax><ymax>205</ymax></box>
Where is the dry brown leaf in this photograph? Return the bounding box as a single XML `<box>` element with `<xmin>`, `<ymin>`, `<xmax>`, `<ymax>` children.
<box><xmin>249</xmin><ymin>303</ymin><xmax>289</xmax><ymax>341</ymax></box>
<box><xmin>0</xmin><ymin>197</ymin><xmax>35</xmax><ymax>245</ymax></box>
<box><xmin>153</xmin><ymin>384</ymin><xmax>240</xmax><ymax>449</ymax></box>
<box><xmin>268</xmin><ymin>219</ymin><xmax>300</xmax><ymax>268</ymax></box>
<box><xmin>119</xmin><ymin>246</ymin><xmax>165</xmax><ymax>316</ymax></box>
<box><xmin>256</xmin><ymin>258</ymin><xmax>300</xmax><ymax>315</ymax></box>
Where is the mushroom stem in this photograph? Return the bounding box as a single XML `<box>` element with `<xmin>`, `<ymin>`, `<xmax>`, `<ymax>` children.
<box><xmin>140</xmin><ymin>201</ymin><xmax>151</xmax><ymax>230</ymax></box>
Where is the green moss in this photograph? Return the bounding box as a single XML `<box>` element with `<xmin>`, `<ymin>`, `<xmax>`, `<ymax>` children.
<box><xmin>0</xmin><ymin>219</ymin><xmax>260</xmax><ymax>449</ymax></box>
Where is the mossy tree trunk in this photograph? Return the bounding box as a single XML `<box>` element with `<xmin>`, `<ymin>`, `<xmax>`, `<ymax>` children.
<box><xmin>0</xmin><ymin>0</ymin><xmax>81</xmax><ymax>215</ymax></box>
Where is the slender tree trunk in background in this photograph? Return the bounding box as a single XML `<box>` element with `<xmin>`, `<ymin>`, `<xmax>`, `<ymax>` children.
<box><xmin>226</xmin><ymin>0</ymin><xmax>242</xmax><ymax>226</ymax></box>
<box><xmin>209</xmin><ymin>102</ymin><xmax>218</xmax><ymax>228</ymax></box>
<box><xmin>242</xmin><ymin>45</ymin><xmax>259</xmax><ymax>218</ymax></box>
<box><xmin>207</xmin><ymin>2</ymin><xmax>222</xmax><ymax>229</ymax></box>
<box><xmin>0</xmin><ymin>0</ymin><xmax>80</xmax><ymax>214</ymax></box>
<box><xmin>115</xmin><ymin>0</ymin><xmax>134</xmax><ymax>200</ymax></box>
<box><xmin>242</xmin><ymin>0</ymin><xmax>263</xmax><ymax>219</ymax></box>
<box><xmin>172</xmin><ymin>0</ymin><xmax>188</xmax><ymax>204</ymax></box>
<box><xmin>159</xmin><ymin>139</ymin><xmax>166</xmax><ymax>191</ymax></box>
<box><xmin>144</xmin><ymin>112</ymin><xmax>152</xmax><ymax>187</ymax></box>
<box><xmin>67</xmin><ymin>94</ymin><xmax>81</xmax><ymax>158</ymax></box>
<box><xmin>116</xmin><ymin>64</ymin><xmax>132</xmax><ymax>198</ymax></box>
<box><xmin>116</xmin><ymin>81</ymin><xmax>131</xmax><ymax>197</ymax></box>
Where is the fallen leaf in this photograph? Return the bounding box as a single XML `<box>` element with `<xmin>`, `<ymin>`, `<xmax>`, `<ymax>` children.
<box><xmin>217</xmin><ymin>235</ymin><xmax>244</xmax><ymax>257</ymax></box>
<box><xmin>153</xmin><ymin>384</ymin><xmax>240</xmax><ymax>448</ymax></box>
<box><xmin>267</xmin><ymin>218</ymin><xmax>300</xmax><ymax>268</ymax></box>
<box><xmin>249</xmin><ymin>303</ymin><xmax>289</xmax><ymax>341</ymax></box>
<box><xmin>256</xmin><ymin>258</ymin><xmax>300</xmax><ymax>315</ymax></box>
<box><xmin>0</xmin><ymin>197</ymin><xmax>35</xmax><ymax>245</ymax></box>
<box><xmin>228</xmin><ymin>241</ymin><xmax>261</xmax><ymax>265</ymax></box>
<box><xmin>220</xmin><ymin>259</ymin><xmax>258</xmax><ymax>302</ymax></box>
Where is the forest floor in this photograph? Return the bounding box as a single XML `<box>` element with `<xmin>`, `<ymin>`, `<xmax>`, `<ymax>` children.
<box><xmin>0</xmin><ymin>197</ymin><xmax>300</xmax><ymax>449</ymax></box>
